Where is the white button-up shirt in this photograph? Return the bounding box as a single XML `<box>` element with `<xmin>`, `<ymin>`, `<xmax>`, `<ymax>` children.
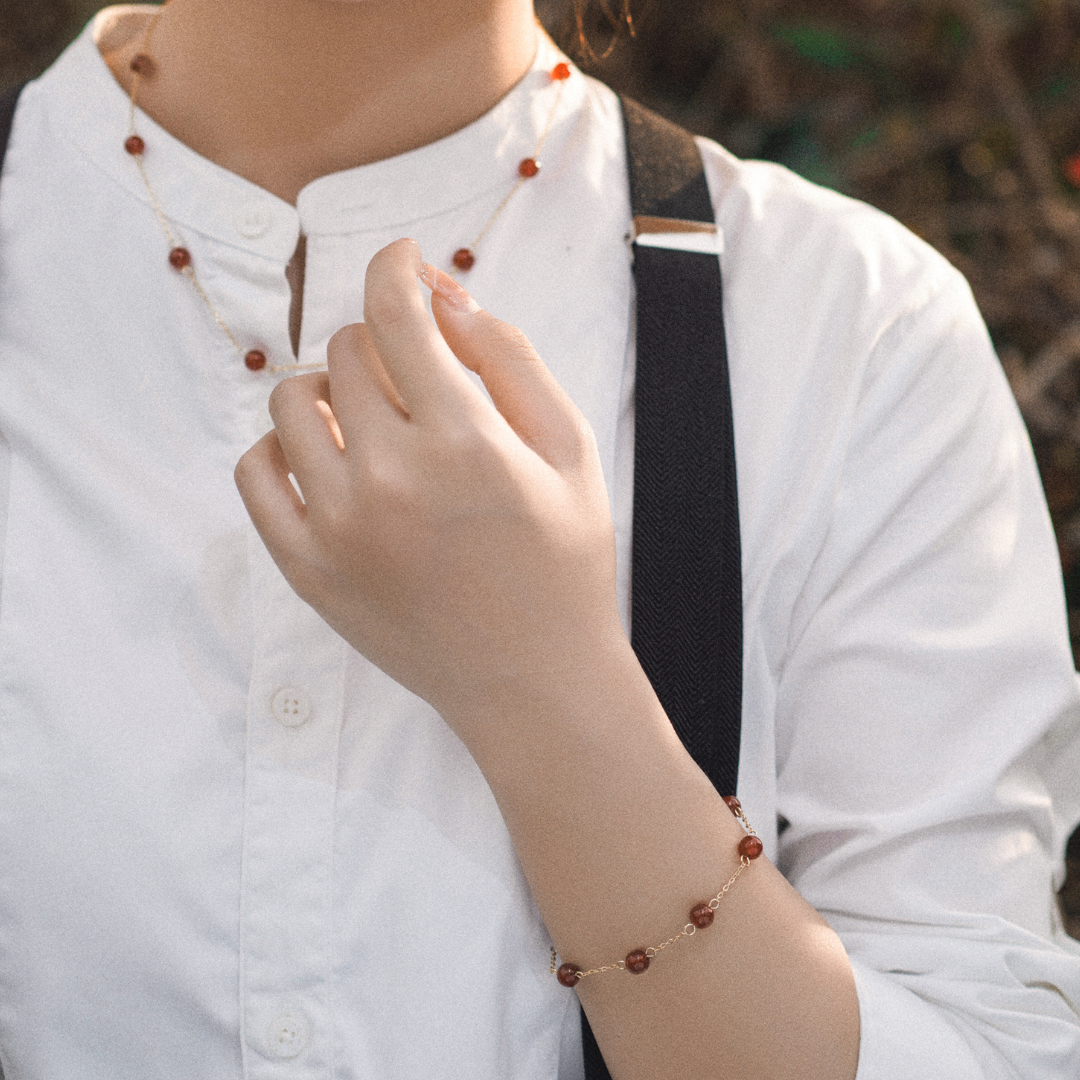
<box><xmin>0</xmin><ymin>9</ymin><xmax>1078</xmax><ymax>1078</ymax></box>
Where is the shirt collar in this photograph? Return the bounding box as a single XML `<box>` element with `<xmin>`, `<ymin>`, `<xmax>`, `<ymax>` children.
<box><xmin>40</xmin><ymin>9</ymin><xmax>579</xmax><ymax>263</ymax></box>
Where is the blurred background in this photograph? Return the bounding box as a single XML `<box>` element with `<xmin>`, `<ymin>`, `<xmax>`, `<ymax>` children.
<box><xmin>3</xmin><ymin>0</ymin><xmax>1079</xmax><ymax>934</ymax></box>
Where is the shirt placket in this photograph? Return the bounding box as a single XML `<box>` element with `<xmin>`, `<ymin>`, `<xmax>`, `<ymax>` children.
<box><xmin>240</xmin><ymin>526</ymin><xmax>346</xmax><ymax>1077</ymax></box>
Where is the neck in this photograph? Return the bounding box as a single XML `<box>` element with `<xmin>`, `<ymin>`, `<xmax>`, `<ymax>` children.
<box><xmin>101</xmin><ymin>0</ymin><xmax>539</xmax><ymax>204</ymax></box>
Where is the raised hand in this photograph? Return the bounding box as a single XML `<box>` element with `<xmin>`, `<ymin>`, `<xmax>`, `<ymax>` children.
<box><xmin>234</xmin><ymin>238</ymin><xmax>628</xmax><ymax>740</ymax></box>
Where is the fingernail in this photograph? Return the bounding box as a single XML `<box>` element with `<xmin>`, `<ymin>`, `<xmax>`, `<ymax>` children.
<box><xmin>418</xmin><ymin>262</ymin><xmax>481</xmax><ymax>314</ymax></box>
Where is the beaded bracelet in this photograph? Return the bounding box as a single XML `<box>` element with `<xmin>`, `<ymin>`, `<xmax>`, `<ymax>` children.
<box><xmin>554</xmin><ymin>796</ymin><xmax>762</xmax><ymax>987</ymax></box>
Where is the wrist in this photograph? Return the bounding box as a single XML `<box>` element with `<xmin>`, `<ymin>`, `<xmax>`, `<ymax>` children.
<box><xmin>454</xmin><ymin>633</ymin><xmax>727</xmax><ymax>846</ymax></box>
<box><xmin>444</xmin><ymin>626</ymin><xmax>647</xmax><ymax>766</ymax></box>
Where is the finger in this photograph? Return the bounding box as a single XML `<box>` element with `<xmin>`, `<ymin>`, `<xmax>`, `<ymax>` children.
<box><xmin>325</xmin><ymin>321</ymin><xmax>407</xmax><ymax>452</ymax></box>
<box><xmin>425</xmin><ymin>271</ymin><xmax>594</xmax><ymax>471</ymax></box>
<box><xmin>267</xmin><ymin>372</ymin><xmax>347</xmax><ymax>506</ymax></box>
<box><xmin>363</xmin><ymin>239</ymin><xmax>478</xmax><ymax>418</ymax></box>
<box><xmin>234</xmin><ymin>429</ymin><xmax>317</xmax><ymax>575</ymax></box>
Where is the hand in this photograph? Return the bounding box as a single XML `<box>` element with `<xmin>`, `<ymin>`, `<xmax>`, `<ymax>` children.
<box><xmin>235</xmin><ymin>239</ymin><xmax>627</xmax><ymax>739</ymax></box>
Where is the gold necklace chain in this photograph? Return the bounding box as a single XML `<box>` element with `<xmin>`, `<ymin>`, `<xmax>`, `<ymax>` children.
<box><xmin>123</xmin><ymin>6</ymin><xmax>571</xmax><ymax>372</ymax></box>
<box><xmin>449</xmin><ymin>60</ymin><xmax>570</xmax><ymax>274</ymax></box>
<box><xmin>125</xmin><ymin>6</ymin><xmax>317</xmax><ymax>374</ymax></box>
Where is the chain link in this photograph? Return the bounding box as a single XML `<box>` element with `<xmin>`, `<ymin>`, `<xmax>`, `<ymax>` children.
<box><xmin>559</xmin><ymin>807</ymin><xmax>758</xmax><ymax>984</ymax></box>
<box><xmin>448</xmin><ymin>64</ymin><xmax>569</xmax><ymax>276</ymax></box>
<box><xmin>127</xmin><ymin>7</ymin><xmax>325</xmax><ymax>376</ymax></box>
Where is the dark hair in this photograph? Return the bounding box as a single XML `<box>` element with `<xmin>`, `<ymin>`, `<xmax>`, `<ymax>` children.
<box><xmin>554</xmin><ymin>0</ymin><xmax>636</xmax><ymax>63</ymax></box>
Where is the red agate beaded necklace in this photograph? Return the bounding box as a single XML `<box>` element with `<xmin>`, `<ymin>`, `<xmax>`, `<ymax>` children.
<box><xmin>123</xmin><ymin>9</ymin><xmax>305</xmax><ymax>374</ymax></box>
<box><xmin>122</xmin><ymin>7</ymin><xmax>571</xmax><ymax>371</ymax></box>
<box><xmin>450</xmin><ymin>60</ymin><xmax>570</xmax><ymax>273</ymax></box>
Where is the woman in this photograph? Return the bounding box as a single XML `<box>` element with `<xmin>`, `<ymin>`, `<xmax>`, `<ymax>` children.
<box><xmin>0</xmin><ymin>1</ymin><xmax>1076</xmax><ymax>1077</ymax></box>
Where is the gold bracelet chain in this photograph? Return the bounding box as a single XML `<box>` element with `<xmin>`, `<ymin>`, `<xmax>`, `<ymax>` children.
<box><xmin>554</xmin><ymin>797</ymin><xmax>762</xmax><ymax>986</ymax></box>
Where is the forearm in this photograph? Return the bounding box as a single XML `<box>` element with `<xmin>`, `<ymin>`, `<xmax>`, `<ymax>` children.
<box><xmin>459</xmin><ymin>639</ymin><xmax>860</xmax><ymax>1080</ymax></box>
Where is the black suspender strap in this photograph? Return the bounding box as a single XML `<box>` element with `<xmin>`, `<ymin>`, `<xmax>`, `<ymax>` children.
<box><xmin>624</xmin><ymin>99</ymin><xmax>743</xmax><ymax>799</ymax></box>
<box><xmin>0</xmin><ymin>83</ymin><xmax>25</xmax><ymax>172</ymax></box>
<box><xmin>579</xmin><ymin>98</ymin><xmax>743</xmax><ymax>1080</ymax></box>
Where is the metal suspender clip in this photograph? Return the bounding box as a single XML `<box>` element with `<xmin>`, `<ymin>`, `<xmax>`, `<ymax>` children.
<box><xmin>632</xmin><ymin>215</ymin><xmax>722</xmax><ymax>255</ymax></box>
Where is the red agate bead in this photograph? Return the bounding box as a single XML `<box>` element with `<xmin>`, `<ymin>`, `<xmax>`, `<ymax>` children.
<box><xmin>452</xmin><ymin>248</ymin><xmax>475</xmax><ymax>271</ymax></box>
<box><xmin>690</xmin><ymin>903</ymin><xmax>714</xmax><ymax>929</ymax></box>
<box><xmin>124</xmin><ymin>135</ymin><xmax>145</xmax><ymax>156</ymax></box>
<box><xmin>552</xmin><ymin>62</ymin><xmax>571</xmax><ymax>81</ymax></box>
<box><xmin>723</xmin><ymin>795</ymin><xmax>741</xmax><ymax>815</ymax></box>
<box><xmin>738</xmin><ymin>835</ymin><xmax>763</xmax><ymax>860</ymax></box>
<box><xmin>130</xmin><ymin>53</ymin><xmax>157</xmax><ymax>76</ymax></box>
<box><xmin>244</xmin><ymin>350</ymin><xmax>267</xmax><ymax>372</ymax></box>
<box><xmin>169</xmin><ymin>247</ymin><xmax>192</xmax><ymax>270</ymax></box>
<box><xmin>625</xmin><ymin>950</ymin><xmax>649</xmax><ymax>974</ymax></box>
<box><xmin>518</xmin><ymin>157</ymin><xmax>540</xmax><ymax>178</ymax></box>
<box><xmin>556</xmin><ymin>963</ymin><xmax>581</xmax><ymax>987</ymax></box>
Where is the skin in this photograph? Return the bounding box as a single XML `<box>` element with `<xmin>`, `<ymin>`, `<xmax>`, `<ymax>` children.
<box><xmin>102</xmin><ymin>0</ymin><xmax>539</xmax><ymax>204</ymax></box>
<box><xmin>103</xmin><ymin>2</ymin><xmax>862</xmax><ymax>1076</ymax></box>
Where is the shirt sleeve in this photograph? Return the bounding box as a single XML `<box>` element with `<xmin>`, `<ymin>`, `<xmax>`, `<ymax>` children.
<box><xmin>770</xmin><ymin>260</ymin><xmax>1080</xmax><ymax>1078</ymax></box>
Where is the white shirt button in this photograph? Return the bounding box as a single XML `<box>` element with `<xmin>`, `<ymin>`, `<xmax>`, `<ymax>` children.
<box><xmin>271</xmin><ymin>687</ymin><xmax>311</xmax><ymax>727</ymax></box>
<box><xmin>267</xmin><ymin>1012</ymin><xmax>309</xmax><ymax>1059</ymax></box>
<box><xmin>234</xmin><ymin>202</ymin><xmax>272</xmax><ymax>239</ymax></box>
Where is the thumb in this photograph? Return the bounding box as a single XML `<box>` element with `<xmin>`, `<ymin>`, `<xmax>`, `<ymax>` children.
<box><xmin>422</xmin><ymin>265</ymin><xmax>592</xmax><ymax>470</ymax></box>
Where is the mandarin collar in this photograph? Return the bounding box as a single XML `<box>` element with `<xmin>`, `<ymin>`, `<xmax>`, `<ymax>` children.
<box><xmin>44</xmin><ymin>9</ymin><xmax>580</xmax><ymax>263</ymax></box>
